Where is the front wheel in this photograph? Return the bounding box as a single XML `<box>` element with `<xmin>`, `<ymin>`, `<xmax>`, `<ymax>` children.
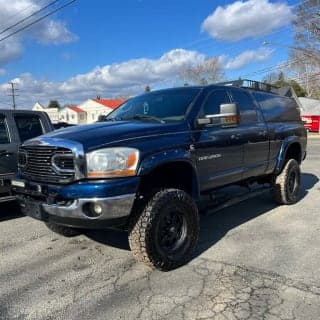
<box><xmin>128</xmin><ymin>189</ymin><xmax>199</xmax><ymax>271</ymax></box>
<box><xmin>272</xmin><ymin>159</ymin><xmax>301</xmax><ymax>205</ymax></box>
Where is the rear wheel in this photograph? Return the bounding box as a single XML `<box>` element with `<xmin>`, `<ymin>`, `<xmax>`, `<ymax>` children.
<box><xmin>272</xmin><ymin>159</ymin><xmax>301</xmax><ymax>205</ymax></box>
<box><xmin>128</xmin><ymin>189</ymin><xmax>199</xmax><ymax>271</ymax></box>
<box><xmin>45</xmin><ymin>222</ymin><xmax>81</xmax><ymax>237</ymax></box>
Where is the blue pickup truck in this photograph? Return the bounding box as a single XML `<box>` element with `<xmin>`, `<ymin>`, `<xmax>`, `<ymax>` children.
<box><xmin>12</xmin><ymin>80</ymin><xmax>307</xmax><ymax>270</ymax></box>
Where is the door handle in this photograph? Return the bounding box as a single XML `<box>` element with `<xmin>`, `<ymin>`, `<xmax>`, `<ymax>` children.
<box><xmin>230</xmin><ymin>134</ymin><xmax>241</xmax><ymax>140</ymax></box>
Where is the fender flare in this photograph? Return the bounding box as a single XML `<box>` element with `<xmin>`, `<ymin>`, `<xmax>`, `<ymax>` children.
<box><xmin>137</xmin><ymin>149</ymin><xmax>200</xmax><ymax>200</ymax></box>
<box><xmin>275</xmin><ymin>136</ymin><xmax>302</xmax><ymax>174</ymax></box>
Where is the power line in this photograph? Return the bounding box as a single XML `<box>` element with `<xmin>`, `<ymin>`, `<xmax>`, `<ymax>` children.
<box><xmin>0</xmin><ymin>0</ymin><xmax>61</xmax><ymax>37</ymax></box>
<box><xmin>0</xmin><ymin>0</ymin><xmax>77</xmax><ymax>43</ymax></box>
<box><xmin>8</xmin><ymin>82</ymin><xmax>19</xmax><ymax>110</ymax></box>
<box><xmin>0</xmin><ymin>0</ymin><xmax>51</xmax><ymax>30</ymax></box>
<box><xmin>242</xmin><ymin>59</ymin><xmax>301</xmax><ymax>77</ymax></box>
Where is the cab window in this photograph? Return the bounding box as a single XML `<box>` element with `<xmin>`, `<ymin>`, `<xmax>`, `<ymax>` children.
<box><xmin>202</xmin><ymin>90</ymin><xmax>231</xmax><ymax>116</ymax></box>
<box><xmin>14</xmin><ymin>114</ymin><xmax>44</xmax><ymax>142</ymax></box>
<box><xmin>230</xmin><ymin>89</ymin><xmax>258</xmax><ymax>123</ymax></box>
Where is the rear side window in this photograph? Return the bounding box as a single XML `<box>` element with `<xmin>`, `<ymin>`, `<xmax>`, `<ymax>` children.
<box><xmin>14</xmin><ymin>114</ymin><xmax>44</xmax><ymax>142</ymax></box>
<box><xmin>230</xmin><ymin>89</ymin><xmax>258</xmax><ymax>124</ymax></box>
<box><xmin>252</xmin><ymin>92</ymin><xmax>301</xmax><ymax>122</ymax></box>
<box><xmin>0</xmin><ymin>115</ymin><xmax>10</xmax><ymax>144</ymax></box>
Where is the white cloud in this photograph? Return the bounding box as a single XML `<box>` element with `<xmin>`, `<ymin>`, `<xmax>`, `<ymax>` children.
<box><xmin>201</xmin><ymin>0</ymin><xmax>293</xmax><ymax>41</ymax></box>
<box><xmin>0</xmin><ymin>0</ymin><xmax>77</xmax><ymax>66</ymax></box>
<box><xmin>224</xmin><ymin>47</ymin><xmax>273</xmax><ymax>69</ymax></box>
<box><xmin>60</xmin><ymin>49</ymin><xmax>205</xmax><ymax>93</ymax></box>
<box><xmin>0</xmin><ymin>68</ymin><xmax>7</xmax><ymax>76</ymax></box>
<box><xmin>0</xmin><ymin>37</ymin><xmax>23</xmax><ymax>65</ymax></box>
<box><xmin>0</xmin><ymin>49</ymin><xmax>206</xmax><ymax>108</ymax></box>
<box><xmin>0</xmin><ymin>48</ymin><xmax>272</xmax><ymax>108</ymax></box>
<box><xmin>30</xmin><ymin>20</ymin><xmax>77</xmax><ymax>45</ymax></box>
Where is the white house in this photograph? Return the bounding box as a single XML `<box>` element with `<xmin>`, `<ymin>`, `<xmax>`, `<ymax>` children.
<box><xmin>59</xmin><ymin>106</ymin><xmax>87</xmax><ymax>125</ymax></box>
<box><xmin>77</xmin><ymin>99</ymin><xmax>124</xmax><ymax>124</ymax></box>
<box><xmin>32</xmin><ymin>102</ymin><xmax>59</xmax><ymax>123</ymax></box>
<box><xmin>33</xmin><ymin>98</ymin><xmax>124</xmax><ymax>125</ymax></box>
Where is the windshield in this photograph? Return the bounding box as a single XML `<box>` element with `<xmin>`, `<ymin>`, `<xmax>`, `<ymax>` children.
<box><xmin>106</xmin><ymin>88</ymin><xmax>200</xmax><ymax>123</ymax></box>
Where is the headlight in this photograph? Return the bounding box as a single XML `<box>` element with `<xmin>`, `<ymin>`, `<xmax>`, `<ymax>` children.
<box><xmin>86</xmin><ymin>147</ymin><xmax>139</xmax><ymax>178</ymax></box>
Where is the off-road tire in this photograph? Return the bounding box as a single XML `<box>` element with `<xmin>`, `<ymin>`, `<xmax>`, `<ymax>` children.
<box><xmin>128</xmin><ymin>189</ymin><xmax>199</xmax><ymax>271</ymax></box>
<box><xmin>272</xmin><ymin>159</ymin><xmax>301</xmax><ymax>205</ymax></box>
<box><xmin>45</xmin><ymin>222</ymin><xmax>81</xmax><ymax>237</ymax></box>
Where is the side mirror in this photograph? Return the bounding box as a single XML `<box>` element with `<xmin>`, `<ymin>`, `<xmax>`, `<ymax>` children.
<box><xmin>196</xmin><ymin>103</ymin><xmax>239</xmax><ymax>127</ymax></box>
<box><xmin>219</xmin><ymin>103</ymin><xmax>239</xmax><ymax>127</ymax></box>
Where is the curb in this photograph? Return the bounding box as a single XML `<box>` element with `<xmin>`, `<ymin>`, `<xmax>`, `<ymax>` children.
<box><xmin>307</xmin><ymin>134</ymin><xmax>320</xmax><ymax>139</ymax></box>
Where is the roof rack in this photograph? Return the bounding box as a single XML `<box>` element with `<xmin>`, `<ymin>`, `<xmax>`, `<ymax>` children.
<box><xmin>216</xmin><ymin>79</ymin><xmax>303</xmax><ymax>110</ymax></box>
<box><xmin>216</xmin><ymin>79</ymin><xmax>280</xmax><ymax>94</ymax></box>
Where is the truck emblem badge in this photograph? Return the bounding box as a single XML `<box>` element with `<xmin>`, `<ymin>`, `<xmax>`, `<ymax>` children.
<box><xmin>198</xmin><ymin>154</ymin><xmax>222</xmax><ymax>161</ymax></box>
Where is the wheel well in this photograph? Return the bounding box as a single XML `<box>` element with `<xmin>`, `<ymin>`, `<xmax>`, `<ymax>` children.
<box><xmin>285</xmin><ymin>142</ymin><xmax>302</xmax><ymax>164</ymax></box>
<box><xmin>138</xmin><ymin>162</ymin><xmax>198</xmax><ymax>199</ymax></box>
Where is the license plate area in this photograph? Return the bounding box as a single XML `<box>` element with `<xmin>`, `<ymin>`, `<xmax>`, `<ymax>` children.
<box><xmin>11</xmin><ymin>179</ymin><xmax>26</xmax><ymax>188</ymax></box>
<box><xmin>12</xmin><ymin>179</ymin><xmax>43</xmax><ymax>195</ymax></box>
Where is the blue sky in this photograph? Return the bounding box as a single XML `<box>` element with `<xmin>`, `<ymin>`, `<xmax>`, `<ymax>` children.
<box><xmin>0</xmin><ymin>0</ymin><xmax>301</xmax><ymax>108</ymax></box>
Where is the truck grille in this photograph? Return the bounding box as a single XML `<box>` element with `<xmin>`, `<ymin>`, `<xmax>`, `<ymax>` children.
<box><xmin>18</xmin><ymin>146</ymin><xmax>75</xmax><ymax>184</ymax></box>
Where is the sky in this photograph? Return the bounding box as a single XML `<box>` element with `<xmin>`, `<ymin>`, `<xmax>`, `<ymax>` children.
<box><xmin>0</xmin><ymin>0</ymin><xmax>302</xmax><ymax>109</ymax></box>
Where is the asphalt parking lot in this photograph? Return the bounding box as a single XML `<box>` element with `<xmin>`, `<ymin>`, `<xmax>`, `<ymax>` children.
<box><xmin>1</xmin><ymin>138</ymin><xmax>320</xmax><ymax>320</ymax></box>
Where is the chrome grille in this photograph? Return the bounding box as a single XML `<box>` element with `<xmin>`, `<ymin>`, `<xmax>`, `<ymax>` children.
<box><xmin>18</xmin><ymin>145</ymin><xmax>75</xmax><ymax>184</ymax></box>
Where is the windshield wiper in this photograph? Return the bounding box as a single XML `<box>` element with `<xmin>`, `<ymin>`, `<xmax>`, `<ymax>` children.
<box><xmin>103</xmin><ymin>116</ymin><xmax>123</xmax><ymax>122</ymax></box>
<box><xmin>125</xmin><ymin>114</ymin><xmax>165</xmax><ymax>123</ymax></box>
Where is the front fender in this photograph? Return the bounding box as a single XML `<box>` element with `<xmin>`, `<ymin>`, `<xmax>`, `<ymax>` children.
<box><xmin>137</xmin><ymin>149</ymin><xmax>200</xmax><ymax>200</ymax></box>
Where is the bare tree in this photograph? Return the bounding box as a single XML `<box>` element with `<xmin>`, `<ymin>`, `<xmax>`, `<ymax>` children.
<box><xmin>263</xmin><ymin>71</ymin><xmax>307</xmax><ymax>97</ymax></box>
<box><xmin>179</xmin><ymin>57</ymin><xmax>224</xmax><ymax>86</ymax></box>
<box><xmin>291</xmin><ymin>0</ymin><xmax>320</xmax><ymax>97</ymax></box>
<box><xmin>263</xmin><ymin>72</ymin><xmax>282</xmax><ymax>84</ymax></box>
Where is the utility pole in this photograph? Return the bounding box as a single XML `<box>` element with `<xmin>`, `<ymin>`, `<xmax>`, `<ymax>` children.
<box><xmin>8</xmin><ymin>82</ymin><xmax>18</xmax><ymax>110</ymax></box>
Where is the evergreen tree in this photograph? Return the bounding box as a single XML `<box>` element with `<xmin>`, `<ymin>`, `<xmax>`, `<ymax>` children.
<box><xmin>47</xmin><ymin>100</ymin><xmax>60</xmax><ymax>109</ymax></box>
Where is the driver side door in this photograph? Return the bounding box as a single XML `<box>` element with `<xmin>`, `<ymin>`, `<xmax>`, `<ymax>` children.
<box><xmin>192</xmin><ymin>89</ymin><xmax>245</xmax><ymax>192</ymax></box>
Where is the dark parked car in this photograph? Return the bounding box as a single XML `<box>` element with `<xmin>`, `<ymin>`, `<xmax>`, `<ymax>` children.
<box><xmin>13</xmin><ymin>80</ymin><xmax>307</xmax><ymax>270</ymax></box>
<box><xmin>0</xmin><ymin>110</ymin><xmax>53</xmax><ymax>202</ymax></box>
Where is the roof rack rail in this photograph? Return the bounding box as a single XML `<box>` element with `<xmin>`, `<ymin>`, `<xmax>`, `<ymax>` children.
<box><xmin>216</xmin><ymin>79</ymin><xmax>303</xmax><ymax>110</ymax></box>
<box><xmin>216</xmin><ymin>79</ymin><xmax>280</xmax><ymax>94</ymax></box>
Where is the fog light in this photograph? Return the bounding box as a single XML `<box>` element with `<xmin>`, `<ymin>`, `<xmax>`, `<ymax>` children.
<box><xmin>93</xmin><ymin>203</ymin><xmax>102</xmax><ymax>215</ymax></box>
<box><xmin>83</xmin><ymin>202</ymin><xmax>103</xmax><ymax>218</ymax></box>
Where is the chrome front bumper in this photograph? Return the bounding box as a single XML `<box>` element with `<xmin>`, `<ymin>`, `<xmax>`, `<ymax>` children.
<box><xmin>42</xmin><ymin>194</ymin><xmax>136</xmax><ymax>220</ymax></box>
<box><xmin>17</xmin><ymin>193</ymin><xmax>136</xmax><ymax>229</ymax></box>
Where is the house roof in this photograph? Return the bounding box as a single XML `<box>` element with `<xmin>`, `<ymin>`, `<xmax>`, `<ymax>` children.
<box><xmin>68</xmin><ymin>106</ymin><xmax>85</xmax><ymax>113</ymax></box>
<box><xmin>93</xmin><ymin>99</ymin><xmax>124</xmax><ymax>109</ymax></box>
<box><xmin>299</xmin><ymin>97</ymin><xmax>320</xmax><ymax>115</ymax></box>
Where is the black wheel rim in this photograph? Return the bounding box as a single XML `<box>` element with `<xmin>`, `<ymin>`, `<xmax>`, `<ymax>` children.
<box><xmin>288</xmin><ymin>170</ymin><xmax>297</xmax><ymax>194</ymax></box>
<box><xmin>157</xmin><ymin>209</ymin><xmax>187</xmax><ymax>255</ymax></box>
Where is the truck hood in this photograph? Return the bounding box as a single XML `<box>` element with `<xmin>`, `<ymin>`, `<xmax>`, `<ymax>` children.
<box><xmin>40</xmin><ymin>121</ymin><xmax>189</xmax><ymax>151</ymax></box>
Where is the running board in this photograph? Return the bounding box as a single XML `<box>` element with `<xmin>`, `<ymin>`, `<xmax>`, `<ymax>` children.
<box><xmin>202</xmin><ymin>187</ymin><xmax>270</xmax><ymax>215</ymax></box>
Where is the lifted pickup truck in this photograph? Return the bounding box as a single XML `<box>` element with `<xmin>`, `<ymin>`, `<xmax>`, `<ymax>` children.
<box><xmin>0</xmin><ymin>110</ymin><xmax>52</xmax><ymax>203</ymax></box>
<box><xmin>13</xmin><ymin>80</ymin><xmax>307</xmax><ymax>270</ymax></box>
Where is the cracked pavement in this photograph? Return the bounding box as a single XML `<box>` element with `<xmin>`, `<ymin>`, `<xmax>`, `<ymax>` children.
<box><xmin>1</xmin><ymin>139</ymin><xmax>320</xmax><ymax>320</ymax></box>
